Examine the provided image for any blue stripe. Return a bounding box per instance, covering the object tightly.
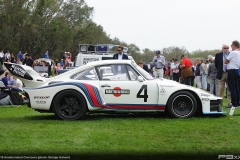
[26,82,102,108]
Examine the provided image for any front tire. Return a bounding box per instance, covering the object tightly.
[53,90,87,120]
[167,91,197,118]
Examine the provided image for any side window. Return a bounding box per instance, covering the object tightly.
[70,70,85,79]
[96,64,130,81]
[126,65,138,80]
[70,68,97,80]
[79,68,97,80]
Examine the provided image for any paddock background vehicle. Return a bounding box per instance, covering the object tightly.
[4,60,225,120]
[33,58,53,77]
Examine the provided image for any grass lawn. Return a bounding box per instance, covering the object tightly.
[0,98,240,160]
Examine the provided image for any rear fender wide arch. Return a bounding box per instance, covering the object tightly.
[50,89,88,112]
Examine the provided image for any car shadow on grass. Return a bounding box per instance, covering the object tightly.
[20,112,227,121]
[83,112,227,121]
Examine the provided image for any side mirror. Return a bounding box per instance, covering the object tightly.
[138,76,144,82]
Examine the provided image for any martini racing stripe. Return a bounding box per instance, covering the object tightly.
[26,82,166,110]
[105,104,165,110]
[27,82,103,108]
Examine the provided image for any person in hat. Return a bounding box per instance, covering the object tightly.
[152,50,165,78]
[23,54,34,68]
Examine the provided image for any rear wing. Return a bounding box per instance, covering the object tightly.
[4,63,39,80]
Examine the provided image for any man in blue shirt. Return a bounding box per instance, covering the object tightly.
[1,72,9,88]
[17,51,23,62]
[44,51,49,58]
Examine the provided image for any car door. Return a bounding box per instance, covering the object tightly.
[97,64,160,110]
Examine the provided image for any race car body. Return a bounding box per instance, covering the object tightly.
[4,60,225,120]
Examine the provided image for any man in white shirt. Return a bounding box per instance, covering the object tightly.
[224,40,240,110]
[172,59,180,82]
[4,50,11,62]
[0,50,4,65]
[8,76,23,92]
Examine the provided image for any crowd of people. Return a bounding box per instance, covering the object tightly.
[0,50,75,90]
[1,42,240,110]
[135,41,240,109]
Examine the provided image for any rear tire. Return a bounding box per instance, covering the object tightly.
[53,90,87,120]
[167,91,197,118]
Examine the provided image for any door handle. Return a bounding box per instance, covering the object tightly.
[101,84,111,87]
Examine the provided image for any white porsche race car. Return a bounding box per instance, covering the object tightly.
[4,60,225,120]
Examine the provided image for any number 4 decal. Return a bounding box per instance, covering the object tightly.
[137,85,148,102]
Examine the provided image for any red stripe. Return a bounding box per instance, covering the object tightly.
[84,84,101,107]
[106,105,165,110]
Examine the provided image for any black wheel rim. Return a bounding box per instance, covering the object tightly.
[171,95,194,117]
[57,94,82,118]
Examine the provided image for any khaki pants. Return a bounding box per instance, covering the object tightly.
[154,68,164,78]
[218,72,231,104]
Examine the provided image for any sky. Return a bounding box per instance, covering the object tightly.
[85,0,240,53]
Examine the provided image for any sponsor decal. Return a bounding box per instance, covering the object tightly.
[82,58,100,65]
[10,64,26,77]
[159,87,166,94]
[34,96,50,99]
[160,85,174,87]
[201,93,211,97]
[36,101,46,104]
[105,87,130,97]
[202,98,209,101]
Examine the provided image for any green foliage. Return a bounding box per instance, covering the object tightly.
[0,0,223,64]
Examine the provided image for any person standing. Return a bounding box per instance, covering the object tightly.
[215,44,232,108]
[10,53,15,63]
[62,51,67,60]
[4,50,11,62]
[152,50,165,78]
[180,55,193,85]
[172,59,179,82]
[200,60,208,91]
[17,51,23,62]
[22,51,28,64]
[191,62,196,87]
[225,40,240,110]
[169,58,175,80]
[113,46,128,73]
[0,50,4,65]
[195,58,202,88]
[113,46,128,60]
[23,54,34,68]
[44,51,49,59]
[207,55,219,96]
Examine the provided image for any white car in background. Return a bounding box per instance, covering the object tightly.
[4,60,225,120]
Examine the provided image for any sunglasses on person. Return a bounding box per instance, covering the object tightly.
[117,50,122,51]
[223,48,229,49]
